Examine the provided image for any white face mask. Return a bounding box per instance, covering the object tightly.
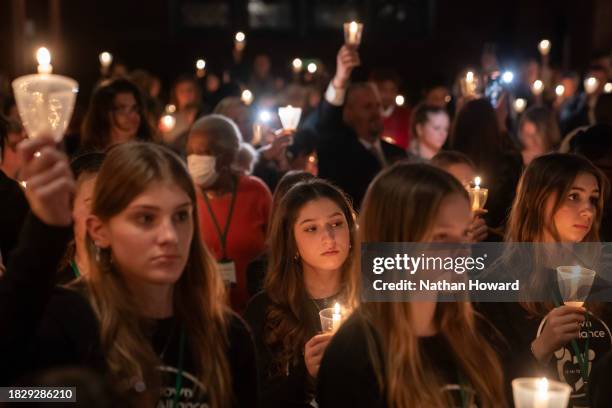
[187,154,218,187]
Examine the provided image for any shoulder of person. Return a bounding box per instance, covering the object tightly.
[381,139,408,157]
[239,175,272,196]
[45,284,97,324]
[326,311,378,361]
[243,291,271,326]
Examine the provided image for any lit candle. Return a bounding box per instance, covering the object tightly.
[196,59,206,78]
[36,47,53,74]
[584,76,599,94]
[241,89,254,106]
[538,39,551,56]
[307,62,318,74]
[468,176,488,212]
[99,51,113,68]
[555,84,565,97]
[278,105,302,131]
[462,71,478,97]
[513,98,527,113]
[556,265,596,308]
[395,95,405,106]
[159,114,176,132]
[531,79,544,96]
[292,58,303,74]
[604,82,612,94]
[534,378,549,408]
[344,21,363,47]
[165,104,176,114]
[235,31,246,52]
[332,302,342,332]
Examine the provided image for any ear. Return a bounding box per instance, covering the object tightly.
[86,214,111,248]
[415,123,424,138]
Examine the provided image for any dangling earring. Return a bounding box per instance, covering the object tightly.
[294,252,300,261]
[94,244,101,262]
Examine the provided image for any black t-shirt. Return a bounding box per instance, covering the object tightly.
[243,291,343,408]
[317,312,469,408]
[477,273,612,408]
[9,286,258,407]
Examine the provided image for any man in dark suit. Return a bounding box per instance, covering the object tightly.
[315,45,406,209]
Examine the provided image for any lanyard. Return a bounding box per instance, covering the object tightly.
[552,294,590,385]
[172,328,186,407]
[202,181,238,260]
[69,260,80,278]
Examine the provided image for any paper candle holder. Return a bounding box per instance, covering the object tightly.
[556,266,596,308]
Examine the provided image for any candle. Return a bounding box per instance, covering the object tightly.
[36,47,53,74]
[196,59,206,78]
[531,79,544,96]
[12,47,78,142]
[344,21,363,47]
[514,98,527,113]
[468,176,488,212]
[584,76,599,94]
[99,51,113,68]
[234,31,246,51]
[395,95,405,106]
[556,265,596,308]
[292,58,303,74]
[461,71,478,97]
[512,377,571,408]
[555,84,565,97]
[159,114,176,133]
[278,105,302,131]
[332,303,342,332]
[538,39,551,56]
[165,104,176,114]
[241,89,254,106]
[307,62,318,74]
[604,82,612,94]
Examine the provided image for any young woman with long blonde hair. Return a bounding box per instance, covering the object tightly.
[317,163,507,408]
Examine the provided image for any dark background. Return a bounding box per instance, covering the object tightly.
[1,0,611,105]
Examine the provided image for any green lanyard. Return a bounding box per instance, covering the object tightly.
[69,260,81,278]
[457,370,469,408]
[552,294,590,386]
[202,181,238,261]
[172,329,186,407]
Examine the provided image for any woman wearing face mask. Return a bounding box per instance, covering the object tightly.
[477,153,612,407]
[408,103,450,161]
[7,142,258,406]
[187,114,272,311]
[81,79,154,152]
[317,163,506,408]
[57,152,105,283]
[244,178,359,408]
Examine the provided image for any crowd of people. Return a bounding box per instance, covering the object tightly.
[1,38,612,407]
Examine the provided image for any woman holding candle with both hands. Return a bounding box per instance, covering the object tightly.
[477,153,612,407]
[244,178,359,408]
[317,163,507,408]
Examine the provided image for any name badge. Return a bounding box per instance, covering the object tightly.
[217,260,237,284]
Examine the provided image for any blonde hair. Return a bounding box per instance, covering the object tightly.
[359,162,506,408]
[85,142,231,405]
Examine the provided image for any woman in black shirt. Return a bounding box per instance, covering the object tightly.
[244,179,359,408]
[317,163,507,408]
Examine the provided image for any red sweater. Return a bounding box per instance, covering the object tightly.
[381,105,412,150]
[197,175,272,311]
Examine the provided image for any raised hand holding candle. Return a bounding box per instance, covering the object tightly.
[196,59,206,78]
[344,21,363,48]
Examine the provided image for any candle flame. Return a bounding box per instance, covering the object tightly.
[307,63,317,74]
[99,51,113,67]
[514,98,526,113]
[474,176,481,188]
[235,32,246,42]
[585,77,599,94]
[349,21,358,34]
[604,82,612,94]
[536,377,549,394]
[36,47,51,66]
[196,59,206,70]
[466,71,474,82]
[555,84,565,97]
[334,303,341,314]
[395,95,405,106]
[292,58,303,70]
[538,39,551,55]
[241,89,253,105]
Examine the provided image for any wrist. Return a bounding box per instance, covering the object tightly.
[332,76,347,90]
[531,338,551,364]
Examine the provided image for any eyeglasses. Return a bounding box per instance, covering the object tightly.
[112,104,140,115]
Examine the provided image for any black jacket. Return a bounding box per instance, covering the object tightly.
[315,100,406,209]
[0,169,29,263]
